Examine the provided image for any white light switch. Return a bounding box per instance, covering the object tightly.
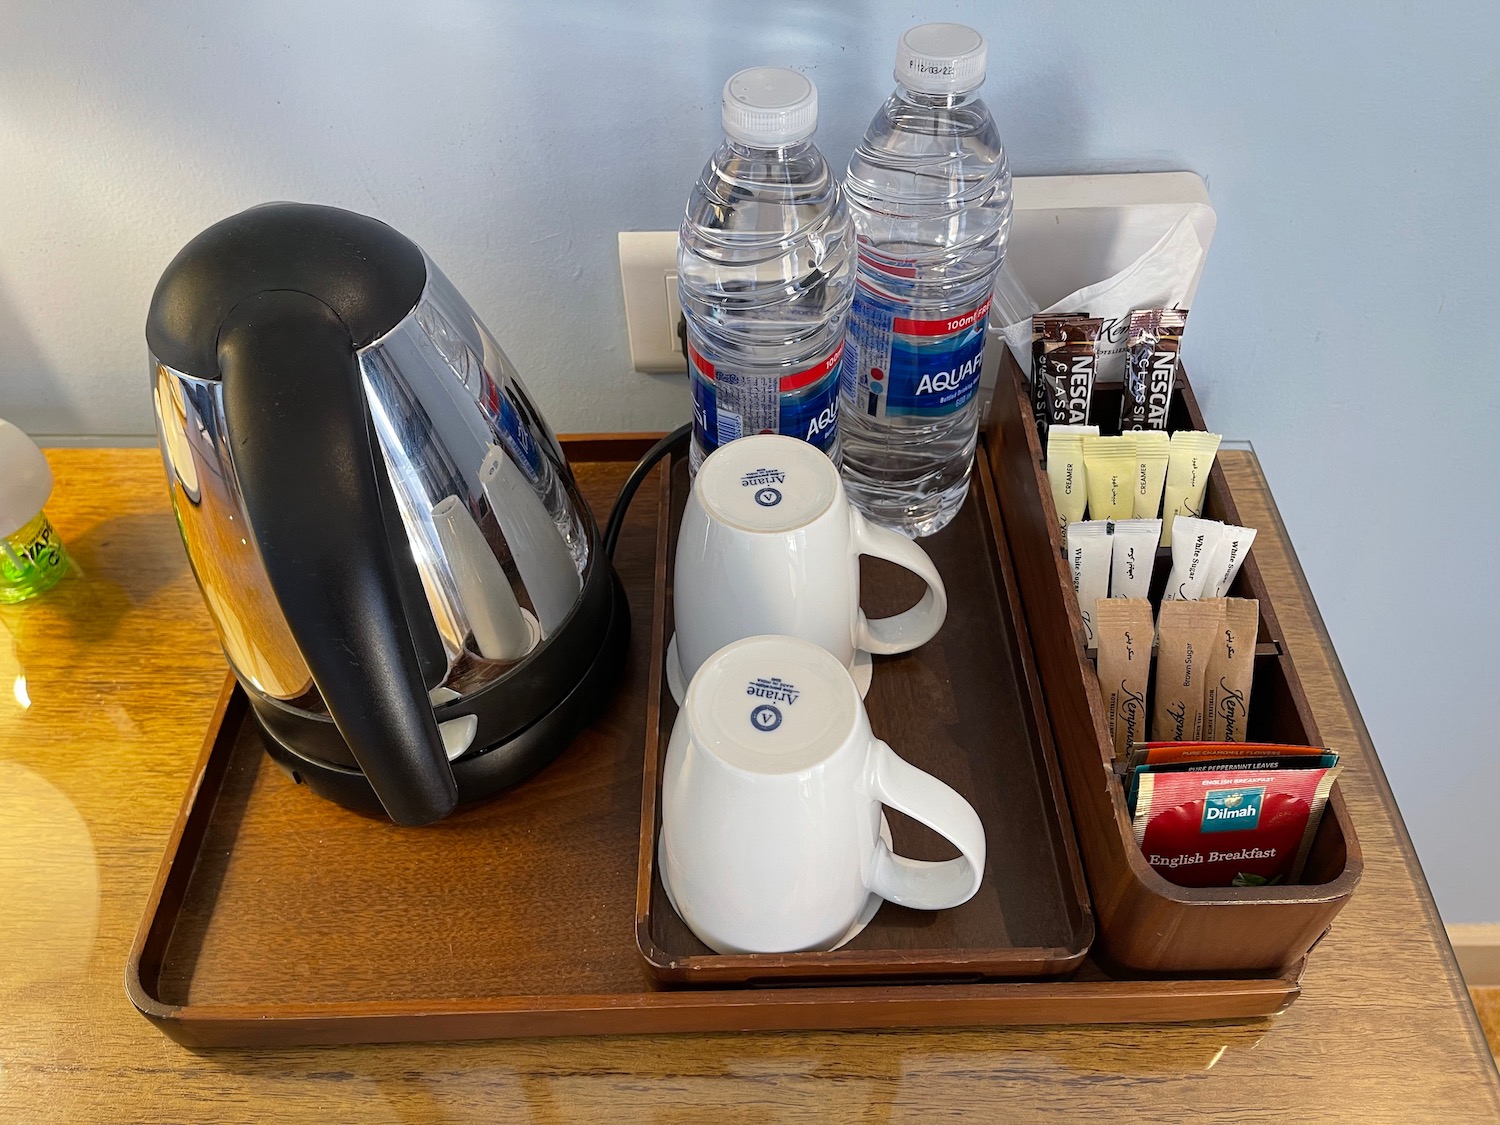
[618,231,686,373]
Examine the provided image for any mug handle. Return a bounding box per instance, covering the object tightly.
[866,740,986,911]
[850,510,949,654]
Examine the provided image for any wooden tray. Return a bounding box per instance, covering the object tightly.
[986,355,1363,975]
[635,453,1093,985]
[126,438,1311,1048]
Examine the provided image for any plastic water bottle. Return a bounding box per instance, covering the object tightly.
[679,67,854,473]
[838,24,1014,537]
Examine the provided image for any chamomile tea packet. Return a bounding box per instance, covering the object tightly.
[1160,430,1221,546]
[1108,518,1162,600]
[1082,434,1137,521]
[1067,521,1113,647]
[1204,597,1259,741]
[1152,599,1223,741]
[1162,516,1225,601]
[1095,597,1154,759]
[1205,523,1257,598]
[1046,424,1099,534]
[1133,430,1170,521]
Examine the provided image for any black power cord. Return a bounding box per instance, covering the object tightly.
[602,423,691,559]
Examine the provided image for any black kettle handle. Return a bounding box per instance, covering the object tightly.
[220,289,458,826]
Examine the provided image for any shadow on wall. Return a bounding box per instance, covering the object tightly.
[0,272,78,435]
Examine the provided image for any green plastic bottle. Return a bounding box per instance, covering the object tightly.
[0,419,70,602]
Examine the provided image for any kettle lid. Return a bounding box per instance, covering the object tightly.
[146,202,427,378]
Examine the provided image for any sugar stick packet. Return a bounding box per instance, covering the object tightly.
[1152,599,1222,741]
[1108,518,1161,600]
[1095,597,1154,759]
[1162,516,1225,601]
[1204,598,1259,741]
[1067,521,1112,647]
[1160,430,1221,547]
[1204,523,1257,598]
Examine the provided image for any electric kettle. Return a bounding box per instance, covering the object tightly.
[148,203,627,825]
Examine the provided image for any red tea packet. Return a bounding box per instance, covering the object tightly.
[1127,742,1329,770]
[1131,765,1341,887]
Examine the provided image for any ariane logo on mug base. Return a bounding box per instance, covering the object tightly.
[750,704,783,732]
[741,467,787,507]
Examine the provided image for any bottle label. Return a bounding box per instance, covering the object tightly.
[840,282,990,421]
[690,340,843,459]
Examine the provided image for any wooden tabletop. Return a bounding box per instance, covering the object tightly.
[1,447,1496,1123]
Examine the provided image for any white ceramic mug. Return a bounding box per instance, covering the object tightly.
[669,434,947,701]
[659,634,986,955]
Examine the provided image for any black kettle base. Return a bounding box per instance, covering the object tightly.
[257,570,630,820]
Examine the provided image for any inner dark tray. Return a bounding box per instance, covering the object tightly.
[636,451,1095,986]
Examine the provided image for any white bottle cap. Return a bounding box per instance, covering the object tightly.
[721,67,818,147]
[894,23,987,94]
[0,418,52,539]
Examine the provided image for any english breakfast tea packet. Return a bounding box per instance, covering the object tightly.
[1152,599,1222,741]
[1160,430,1221,546]
[1205,598,1259,741]
[1131,764,1342,887]
[1068,521,1113,647]
[1046,424,1098,534]
[1095,597,1154,758]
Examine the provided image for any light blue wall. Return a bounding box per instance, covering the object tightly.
[2,1,1496,918]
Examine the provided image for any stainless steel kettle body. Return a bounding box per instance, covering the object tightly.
[149,203,627,825]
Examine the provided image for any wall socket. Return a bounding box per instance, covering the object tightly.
[617,231,686,373]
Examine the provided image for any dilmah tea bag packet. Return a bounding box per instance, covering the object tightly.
[1082,434,1137,521]
[1204,597,1259,741]
[1131,764,1342,887]
[1152,599,1223,741]
[1067,521,1113,647]
[1046,424,1099,534]
[1125,744,1340,813]
[1160,430,1221,546]
[1108,518,1162,600]
[1095,597,1154,759]
[1127,741,1337,771]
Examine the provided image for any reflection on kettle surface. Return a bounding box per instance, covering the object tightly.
[147,203,628,825]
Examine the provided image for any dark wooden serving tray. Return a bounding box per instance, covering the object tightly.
[636,453,1094,985]
[987,356,1363,975]
[126,438,1311,1048]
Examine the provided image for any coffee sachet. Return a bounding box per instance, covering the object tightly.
[1034,316,1103,432]
[1152,599,1223,741]
[1031,315,1088,437]
[1120,308,1162,431]
[1205,597,1259,741]
[1121,307,1187,431]
[1132,764,1341,887]
[1095,597,1154,759]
